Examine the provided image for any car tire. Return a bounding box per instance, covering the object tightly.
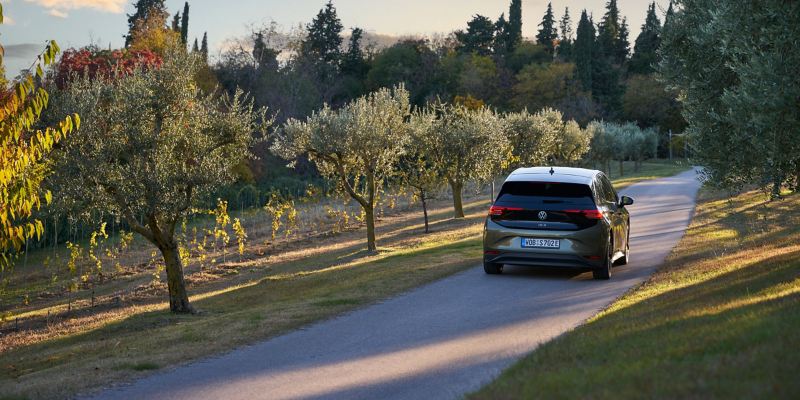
[617,232,630,266]
[484,262,503,275]
[593,239,613,280]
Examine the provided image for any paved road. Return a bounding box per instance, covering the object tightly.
[89,169,702,400]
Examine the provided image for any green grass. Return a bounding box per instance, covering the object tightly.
[470,189,800,399]
[604,159,692,190]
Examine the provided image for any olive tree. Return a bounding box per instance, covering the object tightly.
[528,107,593,167]
[398,109,440,233]
[47,51,266,313]
[428,105,508,218]
[272,86,411,251]
[660,0,800,195]
[587,121,615,174]
[504,109,559,169]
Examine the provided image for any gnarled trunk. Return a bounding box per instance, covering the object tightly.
[160,241,193,313]
[449,179,465,218]
[364,206,377,251]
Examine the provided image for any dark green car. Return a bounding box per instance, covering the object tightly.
[483,167,634,280]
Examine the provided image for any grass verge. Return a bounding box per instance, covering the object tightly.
[604,159,691,190]
[470,189,800,399]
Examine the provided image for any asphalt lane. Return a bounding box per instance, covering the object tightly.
[88,168,703,400]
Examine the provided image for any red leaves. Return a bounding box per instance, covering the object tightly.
[56,48,163,89]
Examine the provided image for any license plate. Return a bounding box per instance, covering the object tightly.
[522,238,560,249]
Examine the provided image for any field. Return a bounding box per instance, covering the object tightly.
[471,188,800,399]
[0,160,688,399]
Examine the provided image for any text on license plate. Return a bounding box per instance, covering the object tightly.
[522,238,560,249]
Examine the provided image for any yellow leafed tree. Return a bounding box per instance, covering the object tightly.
[0,3,77,266]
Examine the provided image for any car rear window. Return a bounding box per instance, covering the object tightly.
[496,181,594,204]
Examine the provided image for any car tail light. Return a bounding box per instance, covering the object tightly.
[484,250,500,255]
[565,209,604,219]
[488,205,523,216]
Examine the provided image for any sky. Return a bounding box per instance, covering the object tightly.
[1,0,671,76]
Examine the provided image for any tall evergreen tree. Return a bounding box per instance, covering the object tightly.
[663,0,675,30]
[192,38,199,53]
[125,0,167,46]
[616,16,630,63]
[574,10,595,91]
[341,27,368,77]
[558,7,574,60]
[629,2,661,74]
[493,14,510,55]
[455,15,496,56]
[180,2,190,45]
[507,0,523,51]
[300,1,344,70]
[536,2,558,53]
[171,11,180,32]
[200,32,208,61]
[597,0,620,59]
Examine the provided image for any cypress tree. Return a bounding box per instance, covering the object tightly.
[536,2,558,53]
[663,0,675,30]
[181,2,190,45]
[341,27,368,77]
[574,10,595,91]
[616,16,630,63]
[597,0,620,59]
[192,38,199,53]
[200,32,208,61]
[629,2,662,74]
[507,0,523,51]
[558,7,573,60]
[171,11,180,32]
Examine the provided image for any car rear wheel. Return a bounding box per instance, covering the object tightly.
[592,239,613,280]
[617,231,630,266]
[484,262,503,275]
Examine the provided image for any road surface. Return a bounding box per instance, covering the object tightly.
[88,168,702,400]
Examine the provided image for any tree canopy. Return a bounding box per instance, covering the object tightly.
[46,50,267,312]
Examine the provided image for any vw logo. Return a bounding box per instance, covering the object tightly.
[538,211,548,220]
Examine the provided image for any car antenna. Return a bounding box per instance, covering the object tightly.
[549,167,555,175]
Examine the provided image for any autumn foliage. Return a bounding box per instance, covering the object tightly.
[56,48,162,88]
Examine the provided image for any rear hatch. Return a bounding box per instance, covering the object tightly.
[490,181,599,231]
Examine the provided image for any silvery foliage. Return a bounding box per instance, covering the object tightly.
[427,104,509,187]
[47,50,267,237]
[272,85,412,208]
[660,0,799,191]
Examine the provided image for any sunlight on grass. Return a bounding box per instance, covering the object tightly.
[471,189,800,399]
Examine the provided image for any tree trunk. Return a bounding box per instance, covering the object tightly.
[772,174,782,200]
[450,179,465,218]
[161,243,194,313]
[421,192,430,234]
[618,159,624,177]
[364,206,377,251]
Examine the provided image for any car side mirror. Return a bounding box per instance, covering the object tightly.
[620,196,634,207]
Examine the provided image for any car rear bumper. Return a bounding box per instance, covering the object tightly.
[483,217,609,269]
[484,251,601,269]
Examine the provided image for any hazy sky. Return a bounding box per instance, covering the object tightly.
[2,0,670,76]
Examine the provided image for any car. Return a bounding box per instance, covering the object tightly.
[482,166,634,280]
